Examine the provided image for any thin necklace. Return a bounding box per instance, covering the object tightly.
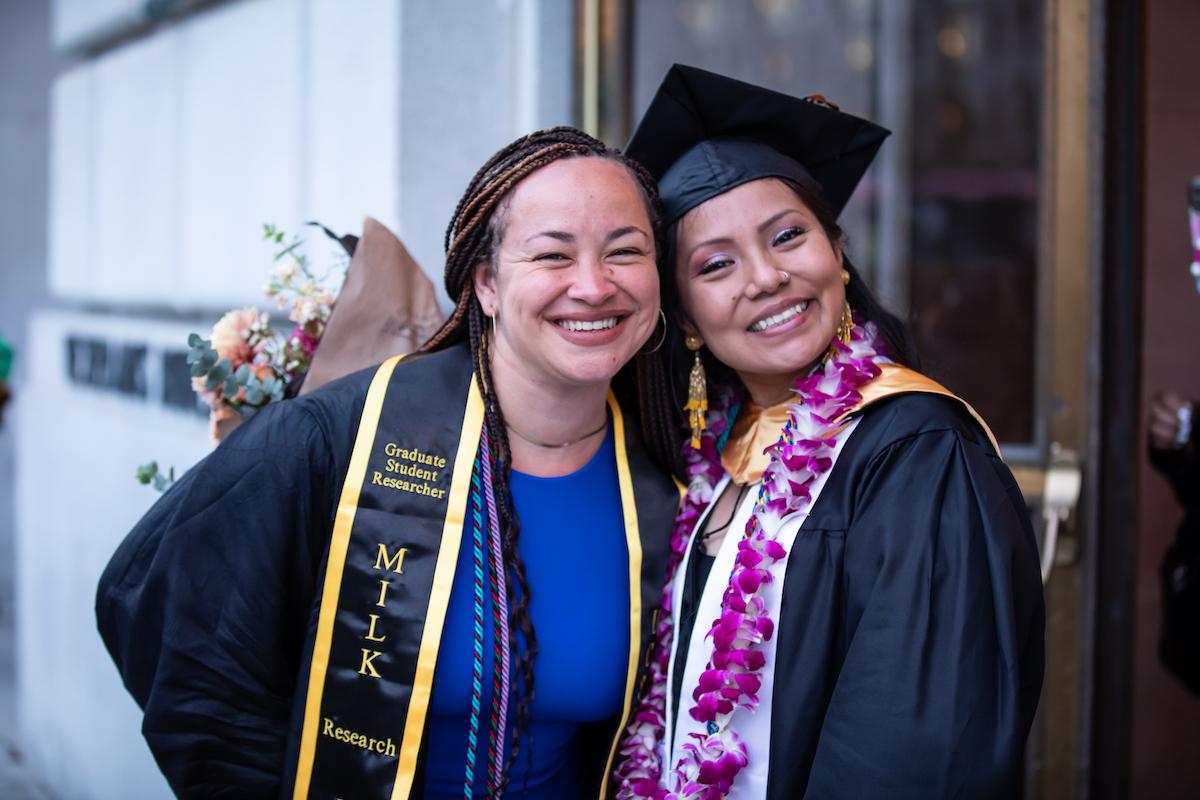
[699,483,751,545]
[505,417,607,449]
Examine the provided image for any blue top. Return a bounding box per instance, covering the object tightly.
[422,428,630,799]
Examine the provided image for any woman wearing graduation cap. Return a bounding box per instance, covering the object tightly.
[97,128,681,799]
[612,65,1044,799]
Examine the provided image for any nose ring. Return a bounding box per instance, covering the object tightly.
[778,270,790,283]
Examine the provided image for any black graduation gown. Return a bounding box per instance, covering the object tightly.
[671,393,1045,799]
[1149,416,1200,693]
[96,344,679,800]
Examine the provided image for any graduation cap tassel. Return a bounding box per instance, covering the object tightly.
[685,335,708,449]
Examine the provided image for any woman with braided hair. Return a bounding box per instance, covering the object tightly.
[610,66,1043,799]
[96,127,680,799]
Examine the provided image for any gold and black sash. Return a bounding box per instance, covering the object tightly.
[290,351,481,800]
[286,348,678,800]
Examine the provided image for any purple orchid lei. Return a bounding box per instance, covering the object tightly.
[612,321,886,800]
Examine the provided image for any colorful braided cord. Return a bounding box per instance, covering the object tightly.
[463,453,488,799]
[480,424,511,792]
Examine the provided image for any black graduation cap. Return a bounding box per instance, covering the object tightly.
[626,64,891,225]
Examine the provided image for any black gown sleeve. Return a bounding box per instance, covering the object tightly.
[802,428,1044,800]
[96,399,340,799]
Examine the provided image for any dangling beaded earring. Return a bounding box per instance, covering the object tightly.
[824,269,854,364]
[684,334,707,449]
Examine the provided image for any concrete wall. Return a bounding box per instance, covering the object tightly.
[15,313,205,800]
[11,1,575,796]
[0,0,59,738]
[48,0,402,307]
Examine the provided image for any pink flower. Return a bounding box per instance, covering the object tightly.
[210,307,262,366]
[289,325,321,357]
[733,671,761,695]
[734,567,763,594]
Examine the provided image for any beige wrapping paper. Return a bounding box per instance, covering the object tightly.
[299,216,446,395]
[211,218,445,442]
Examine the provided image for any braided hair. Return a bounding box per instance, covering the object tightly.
[636,177,920,478]
[418,126,663,780]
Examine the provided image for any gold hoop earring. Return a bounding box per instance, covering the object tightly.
[641,310,668,355]
[684,334,707,449]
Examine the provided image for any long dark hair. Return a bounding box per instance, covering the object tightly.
[418,126,663,773]
[637,177,918,477]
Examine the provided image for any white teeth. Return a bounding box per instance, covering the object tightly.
[749,301,809,332]
[557,317,619,332]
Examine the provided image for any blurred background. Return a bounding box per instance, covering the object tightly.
[0,0,1197,797]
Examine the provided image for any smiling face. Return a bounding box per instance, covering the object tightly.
[473,156,660,393]
[674,177,845,406]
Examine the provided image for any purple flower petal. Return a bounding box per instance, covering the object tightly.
[736,568,764,593]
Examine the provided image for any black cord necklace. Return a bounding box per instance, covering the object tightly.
[699,483,751,547]
[689,483,751,608]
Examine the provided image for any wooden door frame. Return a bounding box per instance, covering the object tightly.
[1025,4,1095,795]
[1035,0,1145,797]
[1087,0,1143,797]
[574,0,632,145]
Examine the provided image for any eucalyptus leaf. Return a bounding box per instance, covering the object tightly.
[191,354,216,377]
[187,336,218,377]
[206,360,230,390]
[136,461,175,492]
[135,461,158,485]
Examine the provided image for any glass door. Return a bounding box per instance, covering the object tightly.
[583,0,1103,794]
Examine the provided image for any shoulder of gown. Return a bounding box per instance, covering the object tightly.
[768,390,1045,800]
[852,388,999,453]
[96,360,381,632]
[92,356,432,797]
[806,390,1013,530]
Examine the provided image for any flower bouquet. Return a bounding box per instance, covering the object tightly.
[187,224,342,441]
[137,217,445,492]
